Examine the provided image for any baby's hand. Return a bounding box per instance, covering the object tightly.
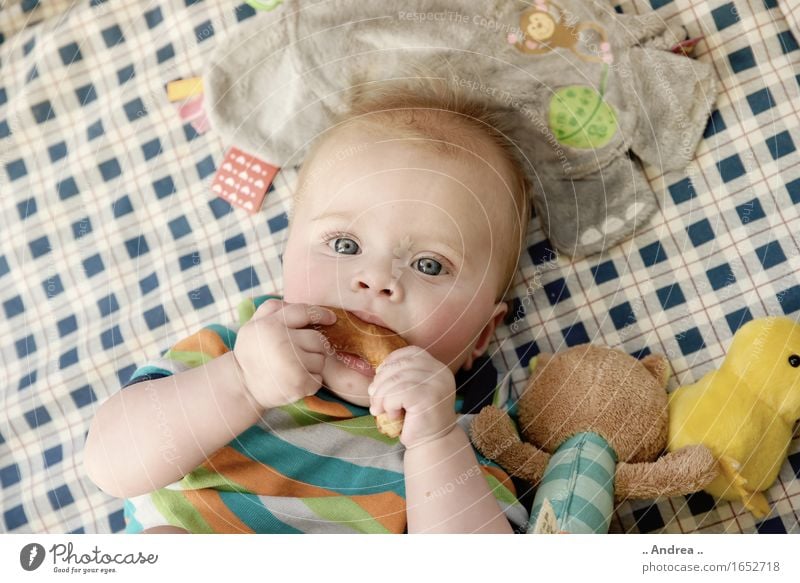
[233,300,336,411]
[368,346,457,449]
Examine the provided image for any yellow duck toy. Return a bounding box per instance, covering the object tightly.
[668,317,800,518]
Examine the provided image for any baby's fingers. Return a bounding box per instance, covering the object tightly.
[273,302,337,329]
[289,329,335,357]
[287,303,337,329]
[369,376,419,417]
[251,298,286,320]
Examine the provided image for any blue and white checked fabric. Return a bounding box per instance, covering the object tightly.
[1,0,799,534]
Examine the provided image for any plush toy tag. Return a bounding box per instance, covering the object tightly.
[167,77,204,102]
[177,95,211,134]
[670,36,703,56]
[211,147,279,214]
[529,498,560,534]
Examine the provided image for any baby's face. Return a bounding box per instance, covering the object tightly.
[282,127,511,406]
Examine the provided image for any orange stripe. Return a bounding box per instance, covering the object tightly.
[481,465,517,497]
[350,491,407,533]
[183,489,254,534]
[203,446,337,498]
[172,328,230,358]
[303,395,354,419]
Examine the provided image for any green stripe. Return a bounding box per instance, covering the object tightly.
[330,417,400,444]
[491,382,504,407]
[484,472,518,507]
[238,298,256,326]
[279,399,340,427]
[315,388,370,417]
[179,465,252,493]
[238,294,284,325]
[279,399,398,444]
[219,491,302,534]
[303,497,391,534]
[230,425,405,497]
[151,489,215,534]
[163,349,212,367]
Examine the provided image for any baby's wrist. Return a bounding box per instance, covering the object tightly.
[227,350,266,413]
[403,421,460,451]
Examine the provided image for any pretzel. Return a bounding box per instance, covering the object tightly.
[312,307,408,438]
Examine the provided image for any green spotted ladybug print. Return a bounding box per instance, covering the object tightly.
[549,85,618,149]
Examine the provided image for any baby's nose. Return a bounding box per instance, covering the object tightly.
[353,277,395,297]
[357,281,393,296]
[351,267,401,299]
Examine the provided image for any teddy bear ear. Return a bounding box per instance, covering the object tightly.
[640,354,671,388]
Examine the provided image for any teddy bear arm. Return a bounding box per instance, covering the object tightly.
[614,445,718,500]
[469,406,550,484]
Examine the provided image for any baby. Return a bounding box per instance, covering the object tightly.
[84,78,531,534]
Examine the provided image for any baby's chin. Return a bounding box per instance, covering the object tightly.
[319,353,373,407]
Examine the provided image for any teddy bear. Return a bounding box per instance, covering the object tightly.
[204,0,717,258]
[470,344,718,533]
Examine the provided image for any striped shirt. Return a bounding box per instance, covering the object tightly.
[122,294,528,533]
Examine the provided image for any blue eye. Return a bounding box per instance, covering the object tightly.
[331,237,359,255]
[415,257,443,276]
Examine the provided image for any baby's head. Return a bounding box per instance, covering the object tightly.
[282,79,529,406]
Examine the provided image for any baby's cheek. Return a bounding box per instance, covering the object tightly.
[408,303,477,365]
[282,250,338,304]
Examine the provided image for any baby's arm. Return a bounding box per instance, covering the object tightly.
[368,346,514,533]
[404,426,514,534]
[84,300,334,500]
[84,350,262,498]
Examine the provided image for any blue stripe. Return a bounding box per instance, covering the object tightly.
[218,491,302,534]
[229,426,405,497]
[530,431,616,533]
[534,493,610,533]
[204,324,237,350]
[124,366,173,387]
[541,452,614,489]
[123,499,143,533]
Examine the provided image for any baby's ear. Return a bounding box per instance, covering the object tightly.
[463,302,509,371]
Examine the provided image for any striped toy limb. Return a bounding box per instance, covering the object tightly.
[527,432,617,534]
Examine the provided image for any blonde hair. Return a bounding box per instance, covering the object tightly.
[293,75,530,304]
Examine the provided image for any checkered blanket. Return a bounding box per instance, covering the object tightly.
[1,0,798,534]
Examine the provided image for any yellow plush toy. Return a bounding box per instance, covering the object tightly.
[668,317,800,518]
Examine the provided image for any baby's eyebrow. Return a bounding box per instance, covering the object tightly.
[311,211,351,222]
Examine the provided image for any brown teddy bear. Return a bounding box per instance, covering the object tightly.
[470,344,718,533]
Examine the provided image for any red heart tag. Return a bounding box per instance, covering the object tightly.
[211,147,279,214]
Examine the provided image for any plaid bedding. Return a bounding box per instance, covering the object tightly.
[1,0,798,533]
